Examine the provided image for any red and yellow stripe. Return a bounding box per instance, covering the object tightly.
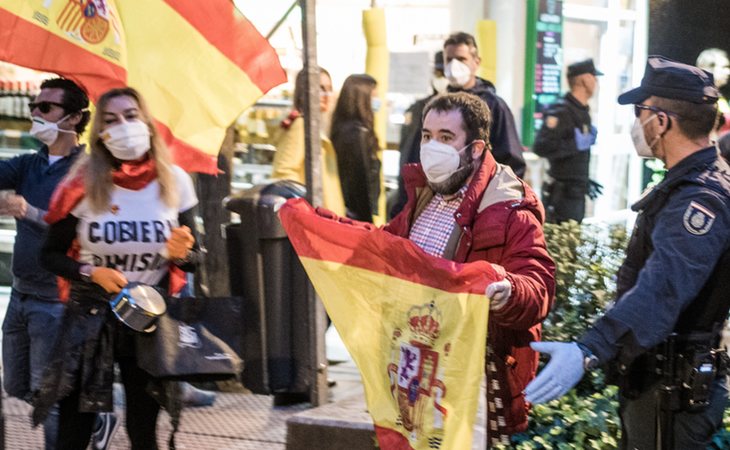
[117,0,286,173]
[0,4,126,101]
[279,199,489,450]
[1,0,284,174]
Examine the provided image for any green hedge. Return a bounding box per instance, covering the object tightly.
[501,220,730,449]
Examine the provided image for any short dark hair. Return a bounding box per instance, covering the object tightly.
[40,78,90,134]
[444,32,478,52]
[423,92,491,145]
[651,97,718,139]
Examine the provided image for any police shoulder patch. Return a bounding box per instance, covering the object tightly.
[545,115,559,129]
[683,201,716,236]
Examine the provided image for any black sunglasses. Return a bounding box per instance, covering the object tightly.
[634,104,680,118]
[28,101,66,114]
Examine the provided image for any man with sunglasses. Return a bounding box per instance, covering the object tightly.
[533,59,603,224]
[0,77,89,449]
[526,56,730,449]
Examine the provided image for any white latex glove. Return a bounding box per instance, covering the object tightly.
[524,341,585,404]
[486,279,511,310]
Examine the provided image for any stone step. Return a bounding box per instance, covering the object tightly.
[286,383,488,450]
[286,394,376,450]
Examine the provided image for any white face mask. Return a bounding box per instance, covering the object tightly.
[420,139,471,183]
[444,59,472,88]
[29,115,74,146]
[101,120,151,161]
[630,115,659,158]
[431,76,450,94]
[371,97,382,113]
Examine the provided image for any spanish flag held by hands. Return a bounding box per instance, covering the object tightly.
[0,0,285,174]
[279,199,492,450]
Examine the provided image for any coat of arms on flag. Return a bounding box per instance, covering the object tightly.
[388,302,448,445]
[56,0,112,44]
[279,199,492,450]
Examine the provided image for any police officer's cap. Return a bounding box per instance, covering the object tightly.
[618,55,719,105]
[567,59,603,78]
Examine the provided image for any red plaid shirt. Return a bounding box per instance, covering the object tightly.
[408,186,468,257]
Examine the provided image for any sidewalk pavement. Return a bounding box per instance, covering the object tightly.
[0,286,367,449]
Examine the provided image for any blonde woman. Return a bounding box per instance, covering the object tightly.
[34,87,200,450]
[271,68,345,215]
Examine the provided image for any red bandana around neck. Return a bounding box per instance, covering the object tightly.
[112,157,157,190]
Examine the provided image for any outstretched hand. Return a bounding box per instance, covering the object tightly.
[524,341,585,404]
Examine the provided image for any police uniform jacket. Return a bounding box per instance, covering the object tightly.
[533,93,594,183]
[580,147,730,368]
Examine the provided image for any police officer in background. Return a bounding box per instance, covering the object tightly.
[525,56,730,449]
[533,59,603,223]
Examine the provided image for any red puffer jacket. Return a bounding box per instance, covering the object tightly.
[384,152,555,437]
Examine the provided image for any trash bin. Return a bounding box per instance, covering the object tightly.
[224,180,312,401]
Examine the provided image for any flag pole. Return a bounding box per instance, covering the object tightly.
[266,1,299,40]
[300,0,329,406]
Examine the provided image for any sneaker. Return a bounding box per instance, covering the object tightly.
[181,382,216,407]
[91,412,120,450]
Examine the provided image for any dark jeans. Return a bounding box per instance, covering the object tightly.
[2,289,64,449]
[542,180,586,224]
[56,356,160,450]
[619,376,728,449]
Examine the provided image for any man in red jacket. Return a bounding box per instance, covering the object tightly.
[384,92,555,447]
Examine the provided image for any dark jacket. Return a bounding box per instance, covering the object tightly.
[580,148,730,369]
[385,153,555,435]
[332,120,381,222]
[533,93,594,183]
[0,145,82,298]
[449,77,526,178]
[390,94,436,218]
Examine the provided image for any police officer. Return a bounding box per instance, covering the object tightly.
[525,56,730,449]
[533,59,603,223]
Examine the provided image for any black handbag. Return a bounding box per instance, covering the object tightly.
[136,295,244,381]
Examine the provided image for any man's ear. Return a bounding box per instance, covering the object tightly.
[67,111,82,127]
[471,140,487,160]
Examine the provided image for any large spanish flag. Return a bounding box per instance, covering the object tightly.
[279,199,491,450]
[0,0,285,174]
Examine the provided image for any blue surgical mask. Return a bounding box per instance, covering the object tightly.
[371,97,382,113]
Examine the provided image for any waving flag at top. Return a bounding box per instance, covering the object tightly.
[279,199,492,450]
[0,0,285,174]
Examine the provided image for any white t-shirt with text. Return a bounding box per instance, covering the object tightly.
[72,165,198,286]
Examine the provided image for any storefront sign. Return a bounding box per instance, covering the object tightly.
[523,0,563,146]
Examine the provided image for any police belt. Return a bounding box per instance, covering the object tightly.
[614,331,729,410]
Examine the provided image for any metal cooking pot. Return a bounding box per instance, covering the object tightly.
[110,282,167,333]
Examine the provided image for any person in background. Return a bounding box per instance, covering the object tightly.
[696,48,730,136]
[331,74,381,223]
[271,67,345,215]
[0,77,89,450]
[33,87,201,450]
[533,59,603,223]
[442,32,526,178]
[389,51,448,218]
[526,56,730,450]
[385,92,555,447]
